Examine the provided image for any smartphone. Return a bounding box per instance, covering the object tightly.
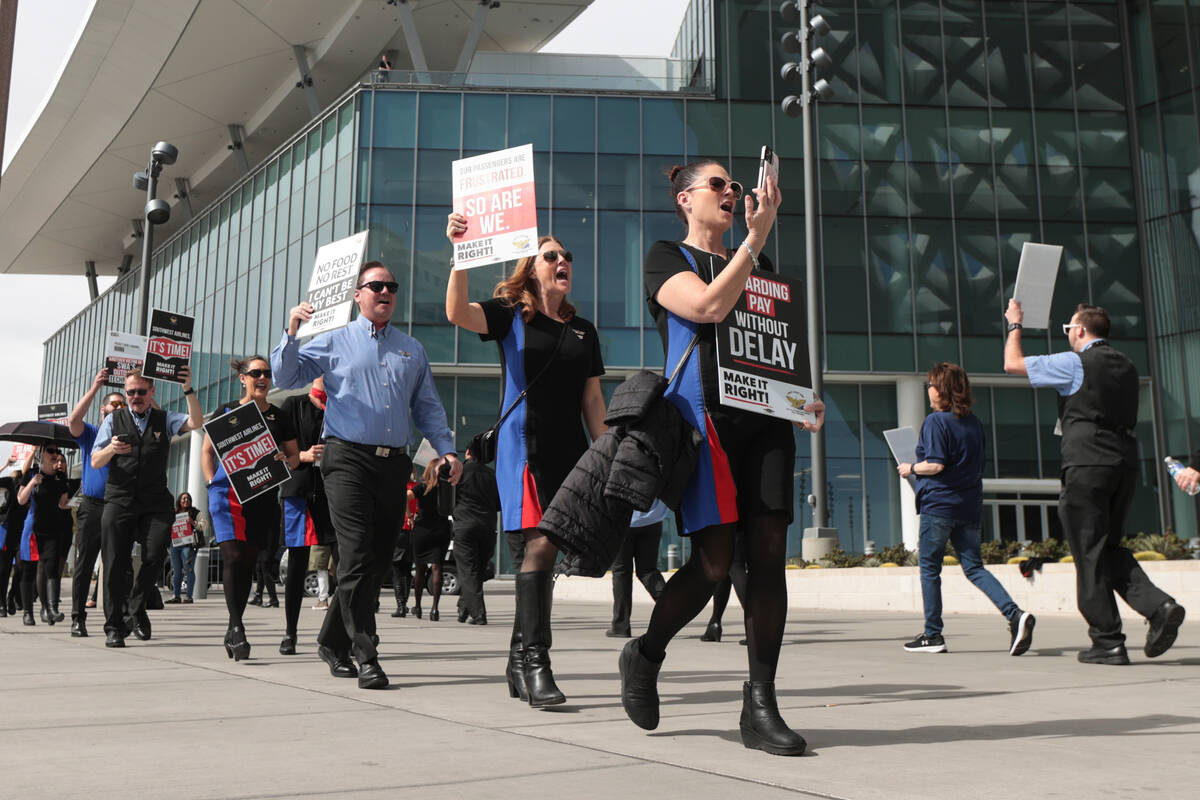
[757,145,780,190]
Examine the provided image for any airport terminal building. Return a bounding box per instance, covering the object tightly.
[8,0,1200,567]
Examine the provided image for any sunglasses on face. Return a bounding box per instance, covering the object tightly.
[44,448,60,455]
[358,280,399,294]
[1062,323,1082,335]
[688,175,743,200]
[107,399,126,408]
[242,369,272,379]
[541,250,573,265]
[126,388,149,397]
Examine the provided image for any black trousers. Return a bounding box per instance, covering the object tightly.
[72,496,104,623]
[391,532,412,608]
[1059,466,1171,648]
[454,523,495,619]
[100,503,172,635]
[611,523,665,630]
[318,441,409,665]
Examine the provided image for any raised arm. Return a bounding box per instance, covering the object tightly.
[271,303,331,389]
[445,212,490,335]
[68,369,109,437]
[177,366,205,434]
[1003,299,1028,376]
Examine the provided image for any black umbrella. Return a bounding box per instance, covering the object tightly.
[0,421,79,449]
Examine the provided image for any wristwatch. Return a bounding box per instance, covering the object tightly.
[183,387,195,395]
[1006,322,1022,333]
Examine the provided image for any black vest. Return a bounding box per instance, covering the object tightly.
[104,407,173,512]
[1057,342,1139,469]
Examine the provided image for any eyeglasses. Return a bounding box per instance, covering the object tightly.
[242,369,272,379]
[43,448,60,455]
[541,250,573,265]
[686,175,744,200]
[358,280,399,294]
[126,388,149,397]
[1062,323,1083,335]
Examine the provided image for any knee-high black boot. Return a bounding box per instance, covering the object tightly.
[506,613,527,700]
[518,571,564,707]
[44,579,60,626]
[21,580,35,625]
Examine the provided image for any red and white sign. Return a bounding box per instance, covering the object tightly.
[142,308,194,384]
[451,143,539,270]
[171,513,195,547]
[147,337,191,360]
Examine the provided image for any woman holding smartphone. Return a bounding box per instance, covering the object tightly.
[445,218,607,708]
[203,356,299,660]
[16,447,71,626]
[620,160,824,756]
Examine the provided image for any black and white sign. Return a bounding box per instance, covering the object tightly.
[143,309,194,384]
[295,231,369,338]
[105,331,147,387]
[203,403,291,504]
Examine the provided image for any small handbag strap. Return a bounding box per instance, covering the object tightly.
[664,244,705,390]
[492,313,569,430]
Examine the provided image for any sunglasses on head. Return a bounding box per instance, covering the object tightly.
[242,368,272,379]
[688,175,743,200]
[358,280,399,294]
[126,388,149,397]
[541,250,573,265]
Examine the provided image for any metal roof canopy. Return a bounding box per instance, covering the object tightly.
[0,0,593,277]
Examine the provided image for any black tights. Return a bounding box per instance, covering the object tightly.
[642,512,789,683]
[413,561,443,612]
[707,546,748,627]
[284,546,310,638]
[220,540,260,629]
[0,556,12,605]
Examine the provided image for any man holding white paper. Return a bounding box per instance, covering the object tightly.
[1004,299,1185,664]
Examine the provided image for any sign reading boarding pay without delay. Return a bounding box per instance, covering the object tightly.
[714,270,814,422]
[451,144,538,270]
[295,231,368,338]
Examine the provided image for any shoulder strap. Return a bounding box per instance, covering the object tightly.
[664,245,702,390]
[493,318,570,430]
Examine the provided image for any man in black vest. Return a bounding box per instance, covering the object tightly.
[91,369,204,647]
[1005,300,1184,664]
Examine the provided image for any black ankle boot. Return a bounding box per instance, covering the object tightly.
[21,583,35,625]
[619,636,662,729]
[518,571,565,707]
[739,681,806,756]
[506,616,528,701]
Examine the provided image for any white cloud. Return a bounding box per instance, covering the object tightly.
[541,0,694,57]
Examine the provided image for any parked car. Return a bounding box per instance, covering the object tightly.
[278,541,466,597]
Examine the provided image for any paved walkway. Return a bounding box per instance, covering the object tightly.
[2,586,1198,799]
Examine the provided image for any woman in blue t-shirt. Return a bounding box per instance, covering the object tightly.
[898,362,1035,656]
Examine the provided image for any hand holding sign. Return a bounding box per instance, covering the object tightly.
[288,302,314,337]
[451,143,539,270]
[143,309,194,384]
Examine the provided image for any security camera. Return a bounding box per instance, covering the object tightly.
[146,198,171,225]
[152,142,178,165]
[133,171,149,191]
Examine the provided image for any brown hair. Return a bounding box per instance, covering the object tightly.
[1073,303,1110,339]
[358,260,390,282]
[124,371,152,389]
[492,235,576,322]
[230,355,269,374]
[667,159,723,225]
[421,460,439,492]
[927,362,974,418]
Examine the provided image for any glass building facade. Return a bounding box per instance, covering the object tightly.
[40,0,1200,569]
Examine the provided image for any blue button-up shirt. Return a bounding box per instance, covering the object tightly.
[94,408,189,450]
[1025,339,1105,397]
[271,315,455,455]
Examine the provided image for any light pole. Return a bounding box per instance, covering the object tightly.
[780,1,834,535]
[134,142,178,336]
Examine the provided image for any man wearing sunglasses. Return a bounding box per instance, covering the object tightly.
[1004,299,1184,664]
[90,369,204,647]
[273,260,460,689]
[63,368,126,637]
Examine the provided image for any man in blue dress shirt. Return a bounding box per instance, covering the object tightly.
[272,260,461,690]
[1004,299,1183,664]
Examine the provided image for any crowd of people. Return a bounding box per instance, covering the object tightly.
[0,157,1190,758]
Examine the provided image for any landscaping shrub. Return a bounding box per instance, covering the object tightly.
[981,539,1022,564]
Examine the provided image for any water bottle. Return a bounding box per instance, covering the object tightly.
[1164,457,1199,496]
[437,461,455,516]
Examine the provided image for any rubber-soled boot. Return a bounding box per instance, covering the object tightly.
[739,681,806,756]
[519,570,565,707]
[46,580,62,625]
[619,636,662,730]
[644,572,666,602]
[21,583,36,625]
[506,615,528,700]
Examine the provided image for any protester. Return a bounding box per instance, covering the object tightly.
[16,446,71,625]
[1,453,33,616]
[618,160,825,757]
[409,460,451,621]
[607,522,666,638]
[273,260,460,690]
[897,362,1035,656]
[92,369,204,647]
[278,377,336,655]
[452,445,500,625]
[203,356,299,661]
[167,492,203,604]
[66,369,126,636]
[445,219,607,707]
[390,477,417,618]
[1005,300,1185,663]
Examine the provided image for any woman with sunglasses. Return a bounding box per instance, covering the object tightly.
[16,446,71,626]
[618,161,824,757]
[445,220,607,707]
[202,356,299,660]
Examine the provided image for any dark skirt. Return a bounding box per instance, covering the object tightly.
[411,524,450,565]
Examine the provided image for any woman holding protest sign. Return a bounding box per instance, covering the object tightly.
[445,218,607,708]
[617,161,824,757]
[166,492,203,604]
[202,356,299,660]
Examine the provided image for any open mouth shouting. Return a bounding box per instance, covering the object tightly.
[719,197,735,216]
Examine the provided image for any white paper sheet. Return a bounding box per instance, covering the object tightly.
[1012,242,1064,330]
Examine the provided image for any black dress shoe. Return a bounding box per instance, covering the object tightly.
[22,610,35,626]
[165,596,181,604]
[458,608,469,623]
[0,605,6,618]
[318,644,358,678]
[469,614,487,625]
[1145,601,1186,658]
[412,606,422,619]
[391,605,407,618]
[71,620,88,637]
[131,622,151,641]
[700,621,722,642]
[105,630,125,648]
[1077,644,1130,665]
[265,598,280,608]
[606,625,632,638]
[429,609,440,622]
[357,659,389,689]
[248,595,263,607]
[279,634,296,655]
[182,597,193,604]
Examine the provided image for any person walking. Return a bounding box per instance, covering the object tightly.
[16,447,71,625]
[606,521,666,638]
[452,445,499,625]
[1005,300,1185,664]
[166,492,203,604]
[389,477,417,618]
[409,460,452,621]
[1,452,34,617]
[273,260,460,690]
[445,219,607,707]
[897,362,1035,656]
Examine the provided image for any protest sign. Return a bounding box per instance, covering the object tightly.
[714,270,814,422]
[105,331,147,387]
[295,231,369,338]
[8,443,35,463]
[1012,242,1063,330]
[37,403,68,424]
[451,143,538,270]
[143,309,194,384]
[171,513,195,547]
[203,403,291,504]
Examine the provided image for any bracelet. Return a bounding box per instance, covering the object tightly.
[741,240,759,270]
[183,387,195,395]
[1006,322,1022,334]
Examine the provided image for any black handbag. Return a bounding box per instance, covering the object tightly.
[470,320,568,465]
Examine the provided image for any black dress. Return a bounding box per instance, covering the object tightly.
[410,482,450,564]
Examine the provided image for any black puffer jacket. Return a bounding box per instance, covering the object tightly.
[539,371,702,577]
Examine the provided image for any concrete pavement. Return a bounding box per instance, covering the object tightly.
[2,586,1198,799]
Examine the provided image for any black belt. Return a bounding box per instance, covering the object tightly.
[325,437,408,459]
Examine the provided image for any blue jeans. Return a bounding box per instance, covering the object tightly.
[168,545,195,599]
[918,513,1018,636]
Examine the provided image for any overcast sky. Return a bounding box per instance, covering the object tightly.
[0,0,692,463]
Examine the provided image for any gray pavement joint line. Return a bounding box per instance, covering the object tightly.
[9,707,369,734]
